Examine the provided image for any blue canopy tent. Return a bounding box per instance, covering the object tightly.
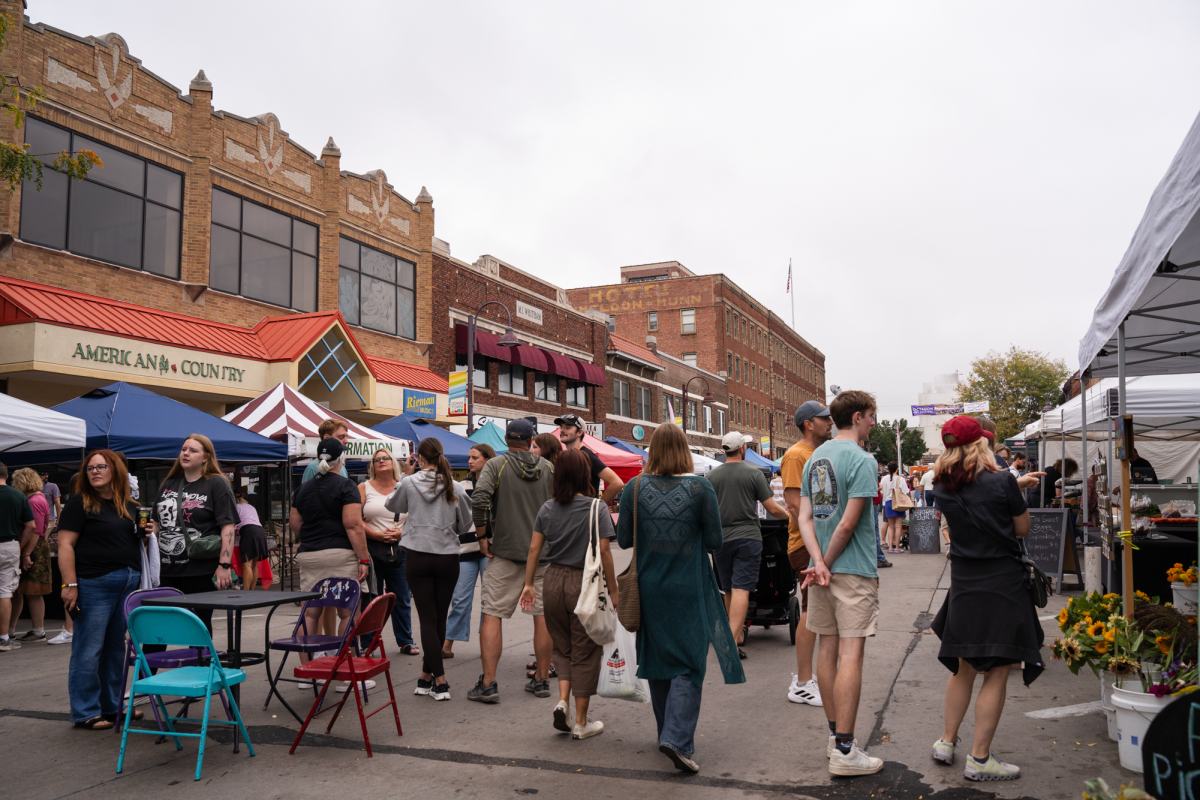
[1,382,287,465]
[371,414,474,469]
[745,449,781,473]
[604,436,648,463]
[468,421,509,455]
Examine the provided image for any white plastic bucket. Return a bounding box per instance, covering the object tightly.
[1111,685,1172,772]
[1100,675,1117,741]
[1171,582,1198,616]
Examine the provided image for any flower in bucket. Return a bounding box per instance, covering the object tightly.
[1167,562,1198,586]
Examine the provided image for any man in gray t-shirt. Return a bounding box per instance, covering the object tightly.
[706,432,789,652]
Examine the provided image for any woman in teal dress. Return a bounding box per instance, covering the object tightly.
[617,423,744,775]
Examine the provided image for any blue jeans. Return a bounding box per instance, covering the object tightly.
[445,557,486,642]
[874,507,887,563]
[68,566,140,723]
[649,676,703,757]
[375,551,413,648]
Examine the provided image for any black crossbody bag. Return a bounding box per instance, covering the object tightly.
[944,490,1053,609]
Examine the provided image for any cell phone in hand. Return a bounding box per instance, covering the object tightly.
[67,603,82,620]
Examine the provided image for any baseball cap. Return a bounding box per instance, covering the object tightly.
[941,415,989,448]
[506,418,535,441]
[554,414,584,429]
[794,400,831,429]
[721,431,754,453]
[317,437,344,462]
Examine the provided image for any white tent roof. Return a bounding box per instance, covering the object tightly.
[691,452,722,475]
[1079,108,1200,377]
[222,383,396,457]
[1025,373,1200,442]
[0,394,87,453]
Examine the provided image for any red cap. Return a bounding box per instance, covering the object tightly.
[941,415,990,448]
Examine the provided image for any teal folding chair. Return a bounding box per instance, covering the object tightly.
[118,606,255,781]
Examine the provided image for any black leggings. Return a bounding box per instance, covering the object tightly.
[404,550,459,679]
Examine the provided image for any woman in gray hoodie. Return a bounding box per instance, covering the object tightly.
[386,438,473,700]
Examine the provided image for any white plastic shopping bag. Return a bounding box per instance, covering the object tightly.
[574,499,617,645]
[597,621,650,703]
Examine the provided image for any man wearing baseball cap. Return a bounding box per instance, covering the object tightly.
[555,414,624,503]
[706,431,789,659]
[781,400,834,706]
[469,418,555,703]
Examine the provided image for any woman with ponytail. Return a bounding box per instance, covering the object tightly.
[385,438,473,700]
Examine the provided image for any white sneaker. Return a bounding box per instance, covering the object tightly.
[335,679,377,693]
[828,742,884,776]
[827,733,856,758]
[788,677,823,706]
[964,752,1020,781]
[297,679,327,690]
[47,630,72,645]
[932,738,957,765]
[572,719,604,739]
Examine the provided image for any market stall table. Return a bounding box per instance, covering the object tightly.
[143,590,319,749]
[1104,533,1196,601]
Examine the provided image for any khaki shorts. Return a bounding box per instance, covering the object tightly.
[481,556,546,618]
[806,573,879,638]
[295,548,364,593]
[0,541,18,599]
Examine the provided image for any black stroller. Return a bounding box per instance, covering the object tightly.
[742,518,802,644]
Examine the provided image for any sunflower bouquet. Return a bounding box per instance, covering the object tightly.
[1051,591,1155,677]
[1167,562,1198,586]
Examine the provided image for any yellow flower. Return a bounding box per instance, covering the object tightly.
[1104,627,1116,643]
[1087,621,1105,638]
[1061,638,1083,664]
[1136,590,1150,602]
[1094,641,1109,655]
[1156,635,1172,655]
[1108,655,1139,676]
[1058,607,1070,626]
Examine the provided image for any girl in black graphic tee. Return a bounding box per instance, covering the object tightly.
[150,434,238,632]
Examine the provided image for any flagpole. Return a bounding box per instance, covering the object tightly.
[789,258,794,329]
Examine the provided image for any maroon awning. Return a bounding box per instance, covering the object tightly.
[509,344,549,371]
[574,359,607,387]
[543,350,582,380]
[454,323,511,362]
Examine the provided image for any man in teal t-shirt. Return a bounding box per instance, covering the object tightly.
[797,390,883,778]
[301,420,351,483]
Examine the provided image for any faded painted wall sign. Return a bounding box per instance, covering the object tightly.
[584,284,706,313]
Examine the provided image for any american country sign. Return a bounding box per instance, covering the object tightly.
[72,342,245,383]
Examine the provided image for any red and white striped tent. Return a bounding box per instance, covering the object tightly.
[222,383,391,457]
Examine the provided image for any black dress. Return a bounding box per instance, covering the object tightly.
[931,469,1045,686]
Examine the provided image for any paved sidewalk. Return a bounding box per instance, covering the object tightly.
[1,549,1139,799]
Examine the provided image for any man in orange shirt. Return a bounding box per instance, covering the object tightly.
[782,400,833,705]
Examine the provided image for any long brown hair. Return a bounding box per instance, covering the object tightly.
[417,438,457,505]
[532,433,562,467]
[165,433,224,482]
[553,449,596,505]
[646,423,693,476]
[80,449,135,521]
[469,444,495,480]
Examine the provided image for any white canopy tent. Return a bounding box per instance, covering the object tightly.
[0,393,87,453]
[691,452,722,475]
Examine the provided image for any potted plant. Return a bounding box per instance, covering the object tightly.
[1167,562,1198,616]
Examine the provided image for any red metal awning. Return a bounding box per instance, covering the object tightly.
[509,344,549,372]
[454,323,511,362]
[543,350,582,380]
[574,360,607,387]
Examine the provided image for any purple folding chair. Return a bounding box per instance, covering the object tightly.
[116,587,227,735]
[263,577,362,722]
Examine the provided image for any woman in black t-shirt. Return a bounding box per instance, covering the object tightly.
[150,434,238,633]
[928,416,1042,781]
[58,449,145,730]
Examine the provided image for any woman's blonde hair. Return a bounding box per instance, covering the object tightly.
[165,433,224,482]
[367,447,401,481]
[932,437,998,492]
[646,423,693,476]
[11,468,43,495]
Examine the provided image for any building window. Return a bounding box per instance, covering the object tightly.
[725,308,731,334]
[20,116,183,278]
[635,386,651,420]
[704,405,712,434]
[662,393,671,424]
[736,398,742,424]
[683,353,697,367]
[566,380,588,408]
[337,236,416,338]
[535,373,559,402]
[742,318,747,342]
[687,400,698,431]
[735,357,741,382]
[613,379,630,417]
[498,363,526,395]
[454,352,489,388]
[727,352,733,375]
[681,308,696,334]
[718,409,726,435]
[607,315,616,333]
[647,311,658,331]
[209,188,318,311]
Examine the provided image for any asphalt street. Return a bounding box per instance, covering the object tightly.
[1,546,1140,800]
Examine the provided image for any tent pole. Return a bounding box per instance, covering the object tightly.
[1118,322,1133,619]
[1080,373,1089,529]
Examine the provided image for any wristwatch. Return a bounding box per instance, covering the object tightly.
[218,562,232,569]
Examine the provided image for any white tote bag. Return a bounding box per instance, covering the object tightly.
[597,621,650,703]
[573,498,617,646]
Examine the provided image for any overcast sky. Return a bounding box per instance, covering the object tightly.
[35,1,1200,422]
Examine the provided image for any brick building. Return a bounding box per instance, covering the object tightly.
[0,6,449,422]
[430,243,608,431]
[568,261,825,459]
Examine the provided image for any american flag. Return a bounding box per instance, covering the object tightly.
[786,263,791,292]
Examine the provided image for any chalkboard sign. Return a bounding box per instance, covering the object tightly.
[1024,509,1068,582]
[908,507,940,554]
[1142,692,1200,797]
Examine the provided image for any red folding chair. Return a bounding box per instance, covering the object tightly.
[289,593,402,757]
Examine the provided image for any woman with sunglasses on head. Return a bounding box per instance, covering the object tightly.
[442,443,494,660]
[150,434,238,634]
[360,447,418,656]
[57,450,145,730]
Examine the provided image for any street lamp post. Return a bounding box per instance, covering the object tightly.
[466,301,520,435]
[681,376,716,435]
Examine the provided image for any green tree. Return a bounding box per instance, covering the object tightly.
[956,346,1070,440]
[0,15,100,191]
[867,419,927,467]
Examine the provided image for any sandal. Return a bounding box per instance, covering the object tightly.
[400,644,421,656]
[526,665,557,679]
[105,710,143,722]
[738,647,748,660]
[442,650,454,659]
[74,717,114,730]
